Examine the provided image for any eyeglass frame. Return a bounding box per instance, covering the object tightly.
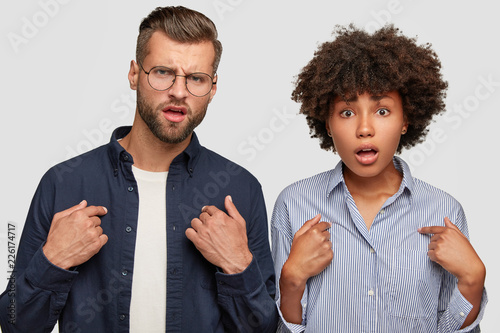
[138,61,217,97]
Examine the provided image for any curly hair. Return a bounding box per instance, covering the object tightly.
[291,24,448,153]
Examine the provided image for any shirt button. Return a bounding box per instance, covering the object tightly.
[368,289,375,296]
[125,226,132,233]
[459,312,465,317]
[379,209,385,214]
[127,186,134,192]
[121,270,128,276]
[119,314,126,321]
[370,248,375,254]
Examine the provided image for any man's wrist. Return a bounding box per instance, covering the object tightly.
[221,250,253,275]
[42,243,74,270]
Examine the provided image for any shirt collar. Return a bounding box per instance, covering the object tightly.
[107,126,202,176]
[393,155,415,195]
[326,160,345,197]
[326,155,415,197]
[172,131,202,176]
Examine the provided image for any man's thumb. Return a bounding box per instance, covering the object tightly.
[57,200,87,218]
[224,195,244,222]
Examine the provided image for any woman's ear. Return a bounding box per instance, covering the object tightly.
[401,122,409,135]
[326,123,332,137]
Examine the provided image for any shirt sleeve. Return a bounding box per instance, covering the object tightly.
[436,205,488,332]
[213,182,278,333]
[0,172,76,333]
[271,192,307,333]
[437,280,488,332]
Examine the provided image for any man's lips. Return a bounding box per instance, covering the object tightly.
[162,106,187,123]
[355,144,379,165]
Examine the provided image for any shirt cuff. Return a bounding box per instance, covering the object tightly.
[274,285,306,333]
[455,287,488,332]
[215,255,263,296]
[24,245,78,293]
[275,303,306,333]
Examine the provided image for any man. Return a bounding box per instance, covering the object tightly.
[0,6,277,332]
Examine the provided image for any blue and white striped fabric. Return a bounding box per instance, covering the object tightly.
[271,157,487,333]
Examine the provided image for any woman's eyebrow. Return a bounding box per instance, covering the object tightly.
[370,95,393,102]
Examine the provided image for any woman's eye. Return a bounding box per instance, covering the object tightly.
[340,110,353,118]
[377,108,390,116]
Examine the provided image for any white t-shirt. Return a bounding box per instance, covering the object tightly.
[130,166,168,332]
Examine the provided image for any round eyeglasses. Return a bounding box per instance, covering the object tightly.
[138,62,216,97]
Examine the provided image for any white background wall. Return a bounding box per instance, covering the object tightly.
[1,0,498,331]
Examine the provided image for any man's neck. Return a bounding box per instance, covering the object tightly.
[119,123,191,172]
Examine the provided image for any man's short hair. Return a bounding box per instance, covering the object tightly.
[136,6,223,74]
[292,24,448,153]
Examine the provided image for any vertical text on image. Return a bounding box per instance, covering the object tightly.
[6,222,17,324]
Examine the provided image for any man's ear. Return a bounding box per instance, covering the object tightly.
[128,60,140,90]
[208,74,217,103]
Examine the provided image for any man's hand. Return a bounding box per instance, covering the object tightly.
[418,217,485,328]
[42,200,108,270]
[279,214,333,324]
[186,195,253,274]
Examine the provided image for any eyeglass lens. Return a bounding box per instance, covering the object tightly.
[148,67,213,96]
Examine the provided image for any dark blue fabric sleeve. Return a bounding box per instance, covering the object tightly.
[214,182,278,333]
[0,171,76,333]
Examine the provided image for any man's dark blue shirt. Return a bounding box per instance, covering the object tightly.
[0,126,278,332]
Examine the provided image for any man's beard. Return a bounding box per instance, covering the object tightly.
[136,88,208,144]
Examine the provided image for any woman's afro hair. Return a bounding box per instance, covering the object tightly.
[291,24,448,153]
